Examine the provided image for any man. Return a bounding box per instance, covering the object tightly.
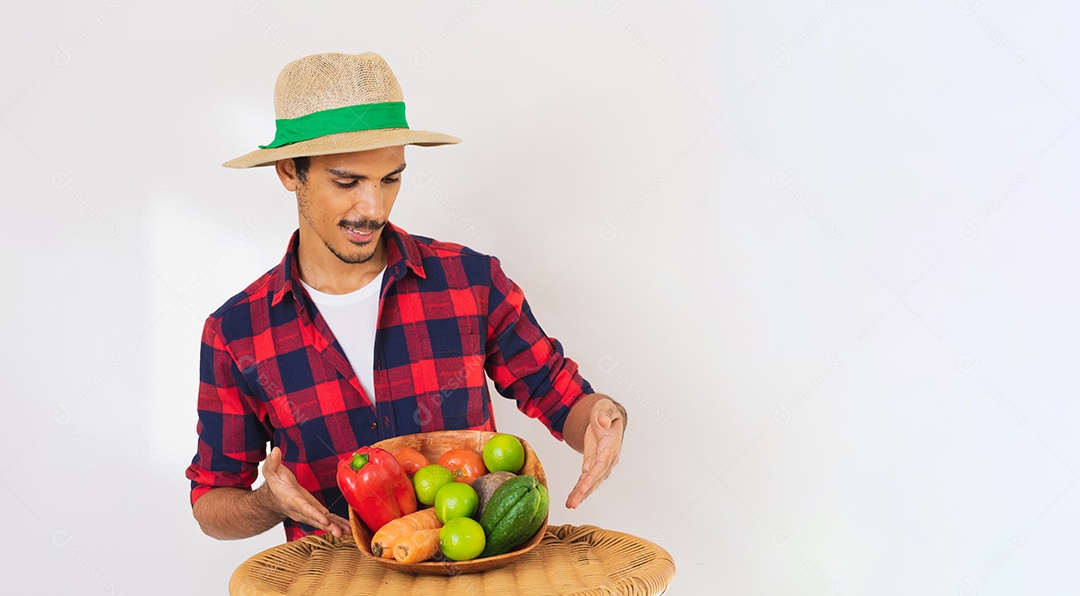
[187,52,626,541]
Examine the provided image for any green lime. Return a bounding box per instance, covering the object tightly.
[483,433,525,474]
[440,517,486,561]
[434,482,479,523]
[413,464,454,506]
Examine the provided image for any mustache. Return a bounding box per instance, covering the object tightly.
[338,219,386,231]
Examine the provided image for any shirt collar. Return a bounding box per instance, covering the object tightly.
[269,222,425,307]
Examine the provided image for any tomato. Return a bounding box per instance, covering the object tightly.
[393,447,429,476]
[437,448,487,485]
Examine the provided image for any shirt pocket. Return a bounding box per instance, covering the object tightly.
[426,315,483,357]
[415,332,488,429]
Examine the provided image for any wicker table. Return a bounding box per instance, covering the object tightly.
[230,524,676,595]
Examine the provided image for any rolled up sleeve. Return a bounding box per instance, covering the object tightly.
[484,257,594,440]
[185,319,270,506]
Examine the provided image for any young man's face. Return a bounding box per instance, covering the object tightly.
[278,146,406,266]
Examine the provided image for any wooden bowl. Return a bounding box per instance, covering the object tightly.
[348,430,549,575]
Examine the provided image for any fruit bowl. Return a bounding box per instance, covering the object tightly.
[348,430,549,575]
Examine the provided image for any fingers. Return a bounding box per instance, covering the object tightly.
[264,446,281,472]
[293,490,334,532]
[262,448,344,537]
[328,513,353,536]
[566,467,607,509]
[570,449,614,503]
[567,448,617,508]
[284,493,348,538]
[566,416,625,509]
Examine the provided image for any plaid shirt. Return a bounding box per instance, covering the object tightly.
[186,223,593,541]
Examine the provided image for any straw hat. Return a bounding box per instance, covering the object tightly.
[223,52,460,168]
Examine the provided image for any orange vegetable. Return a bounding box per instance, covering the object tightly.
[393,447,429,476]
[370,507,441,558]
[393,528,442,564]
[436,448,486,485]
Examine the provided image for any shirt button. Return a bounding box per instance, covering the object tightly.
[369,421,378,430]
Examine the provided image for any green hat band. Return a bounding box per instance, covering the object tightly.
[258,101,409,149]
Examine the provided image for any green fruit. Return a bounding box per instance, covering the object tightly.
[478,475,535,531]
[434,482,479,523]
[440,517,486,561]
[478,474,549,558]
[483,433,525,473]
[413,464,454,506]
[519,483,549,541]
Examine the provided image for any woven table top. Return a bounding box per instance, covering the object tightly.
[230,524,676,595]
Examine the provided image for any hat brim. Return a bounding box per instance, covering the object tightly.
[222,128,460,168]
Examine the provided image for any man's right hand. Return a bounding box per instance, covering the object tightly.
[261,447,352,538]
[191,447,353,540]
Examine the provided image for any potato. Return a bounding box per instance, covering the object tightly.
[472,471,516,517]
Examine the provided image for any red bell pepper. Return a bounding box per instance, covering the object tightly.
[337,446,418,532]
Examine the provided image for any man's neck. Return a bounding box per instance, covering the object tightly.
[296,233,388,295]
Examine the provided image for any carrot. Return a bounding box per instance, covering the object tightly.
[393,528,442,564]
[371,508,440,558]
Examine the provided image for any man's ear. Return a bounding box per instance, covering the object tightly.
[275,158,301,192]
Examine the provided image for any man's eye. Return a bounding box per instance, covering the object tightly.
[383,177,401,185]
[335,180,358,188]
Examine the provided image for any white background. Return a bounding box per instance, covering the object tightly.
[2,1,1078,594]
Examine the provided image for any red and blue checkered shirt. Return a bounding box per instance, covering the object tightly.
[186,223,593,541]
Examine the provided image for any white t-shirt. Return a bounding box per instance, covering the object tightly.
[299,268,385,403]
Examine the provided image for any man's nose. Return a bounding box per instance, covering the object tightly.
[346,182,387,220]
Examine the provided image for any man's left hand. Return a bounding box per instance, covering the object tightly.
[566,398,625,509]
